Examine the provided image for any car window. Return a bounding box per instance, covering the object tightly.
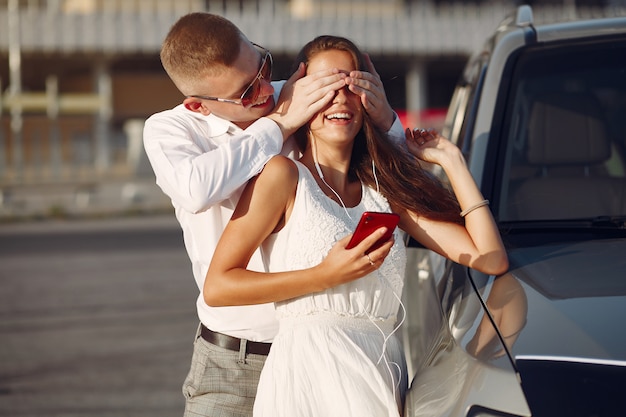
[444,58,487,156]
[442,84,469,147]
[496,38,626,222]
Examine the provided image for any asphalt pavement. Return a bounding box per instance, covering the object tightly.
[0,215,198,417]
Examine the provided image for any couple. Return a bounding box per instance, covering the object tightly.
[206,36,508,417]
[144,12,507,417]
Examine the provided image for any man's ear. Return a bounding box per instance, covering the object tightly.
[183,97,212,116]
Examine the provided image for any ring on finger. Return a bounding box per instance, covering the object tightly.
[366,253,375,266]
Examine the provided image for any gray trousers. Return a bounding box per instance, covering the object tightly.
[182,326,267,417]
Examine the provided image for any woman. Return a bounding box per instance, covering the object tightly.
[205,36,508,416]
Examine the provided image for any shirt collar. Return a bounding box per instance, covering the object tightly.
[203,112,238,136]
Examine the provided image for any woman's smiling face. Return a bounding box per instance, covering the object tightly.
[306,49,364,147]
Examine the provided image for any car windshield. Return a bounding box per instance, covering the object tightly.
[496,37,626,224]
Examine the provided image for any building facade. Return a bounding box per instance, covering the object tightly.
[1,0,625,185]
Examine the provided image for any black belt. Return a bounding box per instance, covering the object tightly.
[200,325,272,356]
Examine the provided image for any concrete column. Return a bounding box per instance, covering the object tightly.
[405,61,427,128]
[94,63,112,173]
[46,76,61,179]
[124,119,145,175]
[8,0,23,179]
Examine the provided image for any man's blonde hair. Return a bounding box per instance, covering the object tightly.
[160,13,243,95]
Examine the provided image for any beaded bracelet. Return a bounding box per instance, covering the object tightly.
[460,199,489,217]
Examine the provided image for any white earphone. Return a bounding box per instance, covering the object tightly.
[315,159,325,180]
[311,138,352,220]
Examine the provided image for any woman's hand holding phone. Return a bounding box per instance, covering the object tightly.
[346,212,400,252]
[315,212,399,290]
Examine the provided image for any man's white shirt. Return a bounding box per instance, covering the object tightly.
[143,82,405,342]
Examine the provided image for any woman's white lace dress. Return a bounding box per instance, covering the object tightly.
[253,161,408,417]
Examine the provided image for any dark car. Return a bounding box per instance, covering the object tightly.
[402,6,626,417]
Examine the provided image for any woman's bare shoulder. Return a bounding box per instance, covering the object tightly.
[262,155,298,178]
[255,155,299,192]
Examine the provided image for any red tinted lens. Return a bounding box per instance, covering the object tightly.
[261,52,272,79]
[241,80,261,108]
[241,52,271,108]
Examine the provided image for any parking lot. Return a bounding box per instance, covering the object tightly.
[0,215,198,417]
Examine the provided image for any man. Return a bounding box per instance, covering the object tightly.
[143,12,404,417]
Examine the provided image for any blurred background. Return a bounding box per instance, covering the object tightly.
[1,1,626,416]
[2,0,626,220]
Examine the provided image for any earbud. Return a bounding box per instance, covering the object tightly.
[372,160,380,192]
[315,160,325,180]
[311,138,351,220]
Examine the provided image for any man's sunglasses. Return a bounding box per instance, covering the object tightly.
[188,44,272,108]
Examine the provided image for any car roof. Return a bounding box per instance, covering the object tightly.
[479,6,626,57]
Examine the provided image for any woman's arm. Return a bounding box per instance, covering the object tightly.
[204,156,395,307]
[399,129,509,276]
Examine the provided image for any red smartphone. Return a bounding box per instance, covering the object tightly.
[346,211,400,252]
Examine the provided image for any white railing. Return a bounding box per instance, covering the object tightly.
[3,0,624,56]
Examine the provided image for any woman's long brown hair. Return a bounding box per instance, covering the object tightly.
[293,35,462,225]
